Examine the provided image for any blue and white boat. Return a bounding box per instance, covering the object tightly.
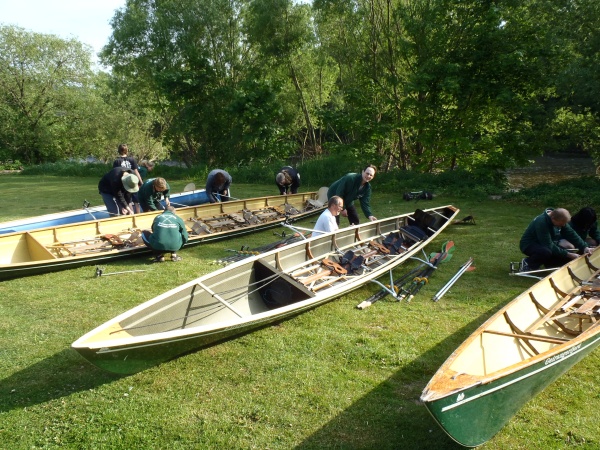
[0,188,209,234]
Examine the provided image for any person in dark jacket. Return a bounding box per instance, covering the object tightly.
[138,177,171,212]
[98,167,139,216]
[560,207,600,248]
[275,166,300,195]
[205,169,232,203]
[519,208,591,272]
[327,165,377,226]
[113,144,143,212]
[142,206,189,262]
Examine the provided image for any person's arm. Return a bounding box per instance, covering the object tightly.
[562,224,589,253]
[359,185,376,220]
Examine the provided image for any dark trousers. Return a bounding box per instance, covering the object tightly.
[523,243,570,269]
[335,204,360,226]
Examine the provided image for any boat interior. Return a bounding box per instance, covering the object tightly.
[448,253,600,377]
[84,206,457,343]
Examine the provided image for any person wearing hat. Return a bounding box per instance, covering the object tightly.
[138,177,171,212]
[98,167,140,216]
[275,166,300,195]
[142,205,189,262]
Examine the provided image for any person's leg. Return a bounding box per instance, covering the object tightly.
[523,243,552,269]
[100,193,120,216]
[141,230,164,261]
[346,204,360,225]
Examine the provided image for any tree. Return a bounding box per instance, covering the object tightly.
[0,25,95,163]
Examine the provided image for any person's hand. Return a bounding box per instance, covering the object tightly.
[567,252,579,260]
[341,209,348,217]
[583,247,593,255]
[368,215,377,221]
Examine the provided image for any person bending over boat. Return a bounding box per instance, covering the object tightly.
[138,177,171,212]
[138,160,155,180]
[98,167,140,216]
[205,169,232,203]
[113,144,143,213]
[142,206,188,262]
[519,208,591,272]
[312,196,344,238]
[275,166,300,195]
[327,165,377,226]
[559,207,600,249]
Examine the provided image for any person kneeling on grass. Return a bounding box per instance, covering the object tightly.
[142,206,188,262]
[519,207,591,272]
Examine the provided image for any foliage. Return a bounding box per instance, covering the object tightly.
[505,176,600,210]
[0,160,23,171]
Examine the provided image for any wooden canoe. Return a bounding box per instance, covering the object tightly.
[420,248,600,447]
[0,190,327,280]
[72,205,459,374]
[0,188,210,235]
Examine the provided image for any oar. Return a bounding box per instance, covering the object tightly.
[432,257,475,302]
[399,241,455,302]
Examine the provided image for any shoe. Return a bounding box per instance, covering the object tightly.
[171,254,182,262]
[153,255,165,263]
[519,258,530,272]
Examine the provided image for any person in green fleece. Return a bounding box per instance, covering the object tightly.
[141,206,188,262]
[138,177,171,212]
[519,208,591,272]
[327,164,377,226]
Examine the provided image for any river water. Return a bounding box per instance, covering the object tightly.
[505,154,596,190]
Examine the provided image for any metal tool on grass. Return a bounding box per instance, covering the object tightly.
[432,257,475,302]
[95,267,147,277]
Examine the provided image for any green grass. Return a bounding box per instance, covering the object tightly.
[1,174,599,449]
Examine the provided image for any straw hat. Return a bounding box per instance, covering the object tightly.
[122,173,140,193]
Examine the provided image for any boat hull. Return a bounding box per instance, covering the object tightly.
[72,205,459,374]
[420,248,600,447]
[0,191,326,280]
[423,332,600,447]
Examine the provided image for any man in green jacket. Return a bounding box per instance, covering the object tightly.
[142,206,188,262]
[138,177,171,212]
[519,208,591,272]
[327,165,377,226]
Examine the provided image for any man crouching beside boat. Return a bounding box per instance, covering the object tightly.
[519,208,592,272]
[142,206,188,263]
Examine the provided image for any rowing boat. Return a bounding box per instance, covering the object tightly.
[420,248,600,447]
[0,190,327,280]
[72,205,459,374]
[0,188,209,235]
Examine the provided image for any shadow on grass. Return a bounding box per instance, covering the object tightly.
[0,349,122,413]
[296,307,500,450]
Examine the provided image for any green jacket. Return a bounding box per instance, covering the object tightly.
[327,173,373,218]
[149,210,188,252]
[138,178,171,211]
[519,208,588,257]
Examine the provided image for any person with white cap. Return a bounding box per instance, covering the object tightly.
[98,167,140,216]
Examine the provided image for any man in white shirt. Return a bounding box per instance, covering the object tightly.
[312,196,344,237]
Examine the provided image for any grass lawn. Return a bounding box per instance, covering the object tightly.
[0,174,598,449]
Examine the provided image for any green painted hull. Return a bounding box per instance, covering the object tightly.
[423,327,600,447]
